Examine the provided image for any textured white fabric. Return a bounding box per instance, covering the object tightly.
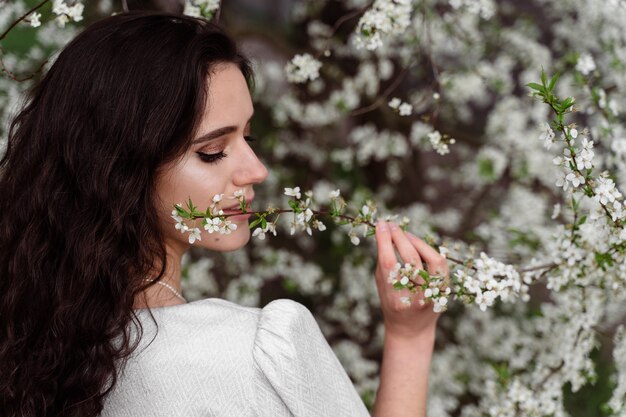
[101,298,371,417]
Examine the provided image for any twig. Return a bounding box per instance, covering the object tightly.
[331,4,372,35]
[0,0,50,42]
[214,0,222,23]
[349,60,414,117]
[191,208,377,228]
[312,2,374,60]
[188,205,559,277]
[519,262,557,273]
[0,45,48,82]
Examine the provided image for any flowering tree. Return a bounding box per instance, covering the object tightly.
[4,0,626,415]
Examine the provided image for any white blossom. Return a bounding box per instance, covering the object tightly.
[172,210,189,233]
[329,189,341,199]
[426,130,453,155]
[285,54,322,84]
[539,123,556,150]
[284,186,302,199]
[353,0,413,50]
[575,53,596,75]
[203,217,221,233]
[29,12,41,28]
[348,229,361,246]
[593,175,623,206]
[252,227,266,240]
[388,97,401,109]
[52,0,84,27]
[188,227,201,244]
[398,102,412,116]
[183,0,220,18]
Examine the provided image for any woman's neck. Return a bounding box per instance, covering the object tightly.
[133,243,187,309]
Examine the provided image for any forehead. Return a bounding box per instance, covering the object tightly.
[203,63,253,125]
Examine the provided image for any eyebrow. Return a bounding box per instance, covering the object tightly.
[192,114,254,145]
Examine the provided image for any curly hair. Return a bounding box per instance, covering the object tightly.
[0,11,253,416]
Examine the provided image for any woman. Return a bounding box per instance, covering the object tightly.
[0,10,446,417]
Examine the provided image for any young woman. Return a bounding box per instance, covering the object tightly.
[0,11,446,417]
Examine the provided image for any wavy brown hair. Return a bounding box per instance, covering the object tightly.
[0,11,252,417]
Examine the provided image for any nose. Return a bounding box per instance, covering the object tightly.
[233,139,269,186]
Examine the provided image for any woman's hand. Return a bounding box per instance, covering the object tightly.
[374,220,449,340]
[371,220,448,417]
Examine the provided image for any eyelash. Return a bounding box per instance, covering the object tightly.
[196,136,257,164]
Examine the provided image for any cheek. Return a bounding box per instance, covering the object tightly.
[164,158,227,211]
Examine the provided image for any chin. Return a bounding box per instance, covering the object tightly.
[201,226,251,252]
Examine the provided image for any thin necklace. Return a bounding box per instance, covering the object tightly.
[142,279,187,303]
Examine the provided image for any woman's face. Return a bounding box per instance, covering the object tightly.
[155,62,269,256]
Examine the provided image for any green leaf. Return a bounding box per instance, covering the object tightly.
[392,281,405,290]
[595,252,614,270]
[526,82,545,92]
[288,200,299,211]
[492,362,511,388]
[249,218,262,229]
[175,205,187,216]
[478,158,495,180]
[561,97,575,109]
[187,197,196,212]
[540,68,547,86]
[281,278,298,294]
[261,217,267,229]
[548,72,560,91]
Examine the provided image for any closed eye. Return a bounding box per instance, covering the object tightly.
[196,136,258,164]
[197,151,227,164]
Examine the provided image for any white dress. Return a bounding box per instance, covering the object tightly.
[101,298,371,417]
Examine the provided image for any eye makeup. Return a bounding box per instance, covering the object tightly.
[196,136,257,165]
[197,151,227,164]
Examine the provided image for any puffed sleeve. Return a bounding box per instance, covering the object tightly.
[252,299,371,417]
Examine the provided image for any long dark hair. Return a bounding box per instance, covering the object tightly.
[0,11,252,416]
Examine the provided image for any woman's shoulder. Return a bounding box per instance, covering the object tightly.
[129,298,262,350]
[252,299,371,416]
[124,298,313,376]
[135,296,310,318]
[131,297,311,341]
[253,298,325,360]
[254,298,317,340]
[128,297,317,360]
[134,297,260,325]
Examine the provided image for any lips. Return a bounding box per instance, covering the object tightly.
[223,197,254,212]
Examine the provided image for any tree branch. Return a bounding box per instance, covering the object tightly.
[0,0,50,42]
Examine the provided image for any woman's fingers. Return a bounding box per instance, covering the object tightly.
[406,232,449,280]
[375,221,398,276]
[389,223,423,270]
[375,221,421,308]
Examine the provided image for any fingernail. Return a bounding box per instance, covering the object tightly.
[389,222,398,230]
[377,221,388,232]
